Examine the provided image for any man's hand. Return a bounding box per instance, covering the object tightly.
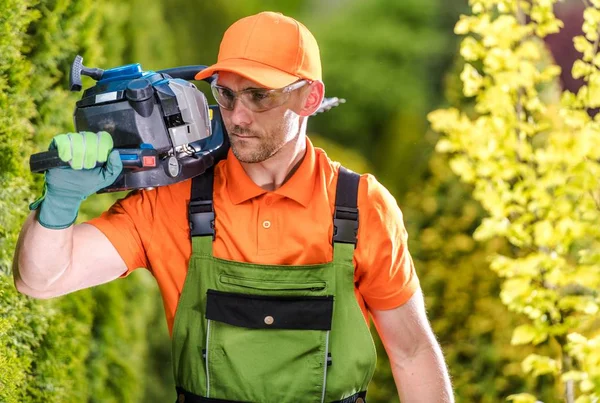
[30,131,123,229]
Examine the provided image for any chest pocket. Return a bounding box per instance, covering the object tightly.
[205,287,334,401]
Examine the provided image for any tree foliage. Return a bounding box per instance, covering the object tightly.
[429,0,600,401]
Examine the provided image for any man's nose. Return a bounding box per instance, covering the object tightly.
[229,97,252,127]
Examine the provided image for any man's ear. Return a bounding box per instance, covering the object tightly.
[297,81,325,117]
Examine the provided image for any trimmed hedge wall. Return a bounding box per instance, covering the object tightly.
[0,1,172,401]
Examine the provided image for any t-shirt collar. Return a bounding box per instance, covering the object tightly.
[226,136,317,207]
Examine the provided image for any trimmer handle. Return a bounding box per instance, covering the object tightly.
[70,55,105,92]
[29,148,159,173]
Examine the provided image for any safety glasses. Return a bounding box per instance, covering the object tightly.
[210,79,309,112]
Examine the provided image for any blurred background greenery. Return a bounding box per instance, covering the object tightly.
[0,0,581,401]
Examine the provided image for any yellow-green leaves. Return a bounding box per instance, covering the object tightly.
[522,354,560,377]
[500,278,531,305]
[429,0,600,400]
[558,296,599,316]
[583,8,600,42]
[507,393,538,403]
[460,36,485,61]
[565,334,600,399]
[511,324,548,345]
[573,60,593,80]
[574,36,595,62]
[531,2,564,37]
[461,64,484,97]
[454,14,481,35]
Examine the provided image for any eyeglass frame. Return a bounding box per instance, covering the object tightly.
[210,77,311,113]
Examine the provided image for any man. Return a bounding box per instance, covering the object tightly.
[14,11,453,403]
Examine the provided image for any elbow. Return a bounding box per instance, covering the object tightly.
[12,261,57,300]
[389,331,441,365]
[14,278,33,297]
[14,280,57,300]
[13,275,53,300]
[393,341,438,364]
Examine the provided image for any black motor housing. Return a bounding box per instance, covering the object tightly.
[104,106,229,192]
[69,58,226,192]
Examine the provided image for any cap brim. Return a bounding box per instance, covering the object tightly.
[194,59,299,89]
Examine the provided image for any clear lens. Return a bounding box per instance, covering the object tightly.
[211,85,235,110]
[211,80,308,112]
[245,89,287,111]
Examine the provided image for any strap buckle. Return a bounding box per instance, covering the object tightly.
[189,200,215,238]
[333,206,359,247]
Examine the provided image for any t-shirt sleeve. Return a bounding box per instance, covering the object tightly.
[354,174,420,311]
[87,189,157,276]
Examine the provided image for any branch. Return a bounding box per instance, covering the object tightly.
[562,352,576,403]
[589,189,600,211]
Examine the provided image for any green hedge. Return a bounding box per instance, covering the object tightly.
[0,0,173,401]
[0,0,37,275]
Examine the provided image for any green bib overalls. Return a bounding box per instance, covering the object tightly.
[171,166,377,403]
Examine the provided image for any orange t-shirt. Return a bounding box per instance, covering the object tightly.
[88,138,419,335]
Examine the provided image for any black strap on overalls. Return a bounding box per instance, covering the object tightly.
[184,165,365,403]
[188,165,360,246]
[188,167,216,239]
[332,166,360,247]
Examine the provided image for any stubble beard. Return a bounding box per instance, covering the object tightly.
[227,117,296,164]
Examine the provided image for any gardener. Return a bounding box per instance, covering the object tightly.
[14,11,453,403]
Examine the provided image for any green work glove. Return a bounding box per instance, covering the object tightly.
[29,131,123,229]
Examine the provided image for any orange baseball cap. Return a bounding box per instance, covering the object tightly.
[194,11,322,89]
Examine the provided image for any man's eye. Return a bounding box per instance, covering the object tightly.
[251,91,270,102]
[220,88,235,100]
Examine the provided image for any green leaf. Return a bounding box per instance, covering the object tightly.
[522,354,559,377]
[561,370,586,382]
[558,296,599,315]
[573,60,592,79]
[580,379,595,393]
[500,278,531,305]
[575,395,593,403]
[511,324,537,345]
[506,393,538,403]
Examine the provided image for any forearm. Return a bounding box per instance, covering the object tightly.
[13,211,74,292]
[391,343,454,403]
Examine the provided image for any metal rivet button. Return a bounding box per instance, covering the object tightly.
[178,393,185,403]
[356,398,364,403]
[264,315,274,325]
[262,220,271,229]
